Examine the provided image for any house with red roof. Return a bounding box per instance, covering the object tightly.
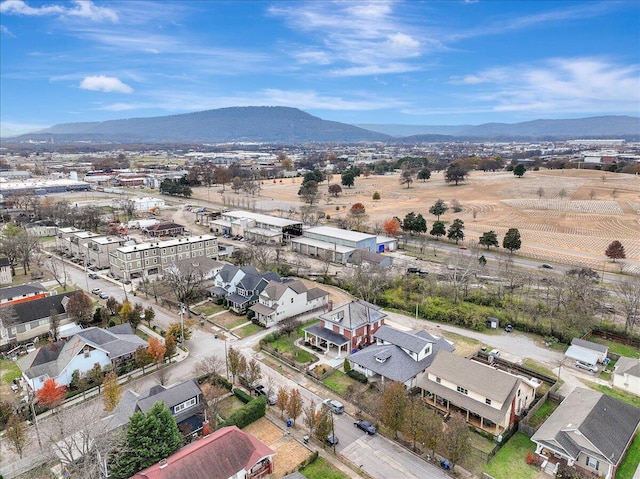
[130,426,275,479]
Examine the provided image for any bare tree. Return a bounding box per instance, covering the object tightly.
[50,309,61,342]
[443,249,478,303]
[46,255,69,291]
[193,355,224,380]
[201,383,227,430]
[349,262,391,305]
[248,243,275,271]
[615,276,640,333]
[163,261,206,317]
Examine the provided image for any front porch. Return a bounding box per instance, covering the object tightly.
[422,392,505,437]
[302,324,350,359]
[534,447,607,479]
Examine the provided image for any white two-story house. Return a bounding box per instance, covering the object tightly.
[250,279,330,327]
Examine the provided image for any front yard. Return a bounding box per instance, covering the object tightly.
[300,457,349,479]
[192,302,225,317]
[484,433,538,479]
[322,370,355,395]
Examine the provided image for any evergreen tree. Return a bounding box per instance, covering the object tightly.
[109,402,182,479]
[447,219,465,244]
[430,220,446,240]
[503,228,522,253]
[479,230,499,250]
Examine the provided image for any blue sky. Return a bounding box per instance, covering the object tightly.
[1,0,639,136]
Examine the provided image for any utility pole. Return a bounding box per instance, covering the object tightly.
[179,303,185,343]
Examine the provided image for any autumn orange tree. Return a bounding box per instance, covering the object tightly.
[37,378,66,408]
[382,217,401,237]
[147,337,166,369]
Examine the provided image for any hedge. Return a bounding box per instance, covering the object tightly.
[233,388,253,404]
[221,396,266,429]
[347,370,368,383]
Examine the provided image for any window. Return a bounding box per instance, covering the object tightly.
[174,397,197,413]
[291,298,294,303]
[435,377,441,384]
[485,398,492,405]
[517,390,521,397]
[586,457,599,470]
[456,386,468,395]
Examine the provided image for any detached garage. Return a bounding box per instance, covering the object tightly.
[565,338,608,365]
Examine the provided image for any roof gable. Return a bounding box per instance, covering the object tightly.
[131,426,274,479]
[320,299,386,329]
[136,379,202,413]
[10,291,78,324]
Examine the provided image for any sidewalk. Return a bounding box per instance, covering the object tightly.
[264,410,365,479]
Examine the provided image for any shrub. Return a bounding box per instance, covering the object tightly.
[373,191,381,200]
[343,358,351,373]
[221,396,266,429]
[108,320,116,328]
[347,370,368,383]
[233,388,252,404]
[326,214,331,220]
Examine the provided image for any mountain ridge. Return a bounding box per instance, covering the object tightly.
[5,108,639,144]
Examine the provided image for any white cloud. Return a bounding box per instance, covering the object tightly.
[79,75,133,93]
[0,24,15,37]
[98,102,139,111]
[454,57,640,115]
[269,1,424,75]
[0,0,118,22]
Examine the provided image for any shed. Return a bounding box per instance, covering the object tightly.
[486,317,499,329]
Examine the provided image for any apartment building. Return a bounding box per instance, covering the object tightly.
[69,231,103,259]
[86,236,127,270]
[109,234,217,281]
[55,226,84,255]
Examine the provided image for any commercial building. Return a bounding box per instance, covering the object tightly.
[209,210,302,243]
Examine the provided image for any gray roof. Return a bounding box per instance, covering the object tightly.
[303,324,349,346]
[236,273,266,292]
[319,300,387,330]
[571,338,608,354]
[10,291,77,325]
[217,264,240,283]
[349,328,454,383]
[226,292,252,306]
[615,357,640,378]
[249,303,276,316]
[374,325,433,354]
[18,324,147,380]
[136,379,202,417]
[418,351,520,403]
[307,286,329,301]
[76,324,147,359]
[532,388,640,466]
[0,283,46,301]
[262,281,289,301]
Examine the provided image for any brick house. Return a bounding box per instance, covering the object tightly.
[303,300,387,357]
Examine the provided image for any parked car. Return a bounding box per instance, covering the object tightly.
[25,343,36,353]
[322,399,344,415]
[253,385,277,405]
[488,349,500,358]
[91,288,102,295]
[575,360,598,373]
[88,273,98,279]
[99,293,110,300]
[326,433,339,446]
[504,324,513,333]
[540,263,553,269]
[354,420,376,435]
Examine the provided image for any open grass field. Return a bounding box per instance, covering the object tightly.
[484,432,539,479]
[195,169,640,273]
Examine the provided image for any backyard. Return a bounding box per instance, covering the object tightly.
[526,398,560,429]
[616,433,640,479]
[484,432,539,479]
[192,302,225,317]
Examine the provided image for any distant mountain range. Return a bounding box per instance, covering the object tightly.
[5,107,639,144]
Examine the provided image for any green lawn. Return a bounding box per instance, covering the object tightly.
[193,303,225,316]
[522,359,556,378]
[589,337,640,359]
[587,383,640,408]
[617,433,640,479]
[484,433,538,479]
[527,399,560,428]
[0,359,22,384]
[233,323,263,338]
[300,457,349,479]
[322,370,354,395]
